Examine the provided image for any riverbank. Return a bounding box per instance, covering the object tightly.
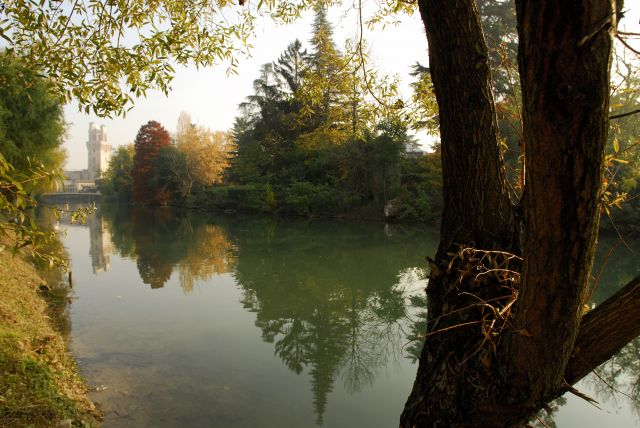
[129,183,441,223]
[0,249,99,427]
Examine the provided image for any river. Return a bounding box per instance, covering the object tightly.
[57,205,640,427]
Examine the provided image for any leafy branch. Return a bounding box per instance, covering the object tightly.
[0,154,95,268]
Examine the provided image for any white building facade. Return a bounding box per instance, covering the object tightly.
[87,123,112,180]
[62,123,112,192]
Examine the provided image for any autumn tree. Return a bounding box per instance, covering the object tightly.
[176,111,194,142]
[182,127,234,193]
[132,121,171,205]
[230,11,406,197]
[174,113,235,197]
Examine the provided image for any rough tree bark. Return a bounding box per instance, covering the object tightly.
[400,0,640,427]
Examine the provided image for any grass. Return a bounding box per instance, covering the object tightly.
[0,249,99,427]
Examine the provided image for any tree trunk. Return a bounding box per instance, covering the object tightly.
[501,0,615,411]
[400,1,639,427]
[419,0,515,251]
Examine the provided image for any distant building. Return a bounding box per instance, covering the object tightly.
[87,123,111,180]
[404,136,427,159]
[62,123,112,192]
[404,149,427,159]
[62,169,93,192]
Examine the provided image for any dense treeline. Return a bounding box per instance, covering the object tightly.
[102,7,444,222]
[102,2,639,228]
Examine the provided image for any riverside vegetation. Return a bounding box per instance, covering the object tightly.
[100,5,640,233]
[0,242,99,427]
[0,54,98,426]
[101,7,444,222]
[1,0,640,426]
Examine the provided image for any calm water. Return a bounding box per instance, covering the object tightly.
[58,205,640,427]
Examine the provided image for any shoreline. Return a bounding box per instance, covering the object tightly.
[0,249,100,427]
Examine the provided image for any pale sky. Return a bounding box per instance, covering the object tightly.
[63,5,640,170]
[63,7,430,170]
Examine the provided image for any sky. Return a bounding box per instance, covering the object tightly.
[63,7,429,170]
[62,4,640,171]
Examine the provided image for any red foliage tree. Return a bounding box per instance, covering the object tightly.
[132,120,171,205]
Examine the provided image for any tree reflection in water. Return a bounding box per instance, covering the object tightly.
[51,205,640,425]
[103,207,433,424]
[178,223,236,293]
[578,236,640,421]
[589,337,640,414]
[228,219,431,424]
[131,208,185,289]
[75,206,640,425]
[104,207,236,291]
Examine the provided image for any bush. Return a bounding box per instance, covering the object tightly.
[189,184,273,212]
[283,182,316,215]
[187,182,366,218]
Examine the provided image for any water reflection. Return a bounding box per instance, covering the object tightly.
[101,206,236,292]
[62,204,640,427]
[55,206,113,274]
[567,236,640,424]
[87,212,113,273]
[588,337,640,415]
[227,220,428,424]
[178,224,236,294]
[403,230,640,427]
[90,206,433,425]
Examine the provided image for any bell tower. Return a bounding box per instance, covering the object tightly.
[87,123,112,180]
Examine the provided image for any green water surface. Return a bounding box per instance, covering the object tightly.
[60,205,640,427]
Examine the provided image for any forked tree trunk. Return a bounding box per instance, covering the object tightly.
[501,0,615,412]
[400,1,640,427]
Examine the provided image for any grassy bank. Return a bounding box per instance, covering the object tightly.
[0,250,99,427]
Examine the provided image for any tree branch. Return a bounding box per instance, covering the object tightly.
[616,34,640,56]
[417,0,515,251]
[610,108,640,120]
[565,275,640,385]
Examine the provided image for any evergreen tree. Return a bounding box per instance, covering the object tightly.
[476,0,518,99]
[409,62,439,133]
[305,5,350,129]
[274,39,309,96]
